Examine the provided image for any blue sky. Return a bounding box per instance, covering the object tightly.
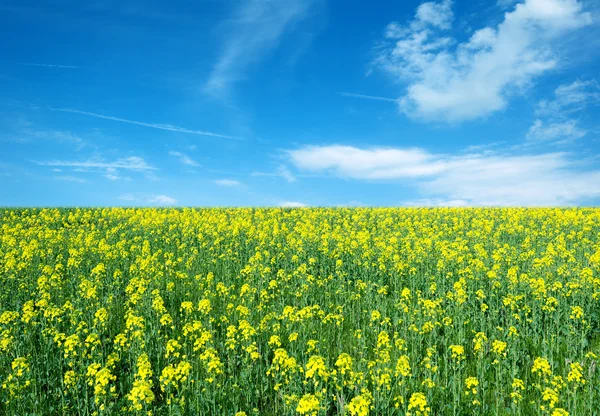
[1,0,600,207]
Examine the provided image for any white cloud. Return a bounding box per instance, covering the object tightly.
[149,195,177,205]
[526,119,586,142]
[49,107,239,140]
[120,194,178,205]
[536,80,600,116]
[414,0,453,30]
[105,174,121,181]
[288,144,600,206]
[289,145,446,179]
[34,156,156,171]
[277,165,296,183]
[214,179,242,186]
[169,151,200,167]
[252,165,296,182]
[402,198,469,207]
[205,0,319,97]
[373,0,592,122]
[279,201,308,208]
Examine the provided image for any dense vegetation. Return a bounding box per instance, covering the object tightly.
[1,208,599,415]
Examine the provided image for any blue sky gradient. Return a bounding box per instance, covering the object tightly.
[1,0,600,206]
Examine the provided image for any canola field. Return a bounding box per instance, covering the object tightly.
[1,208,600,416]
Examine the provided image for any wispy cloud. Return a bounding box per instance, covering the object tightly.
[527,80,599,144]
[34,156,156,171]
[48,107,240,140]
[526,119,586,143]
[214,179,242,187]
[149,195,177,205]
[288,144,600,206]
[339,92,399,103]
[536,80,600,116]
[9,127,90,150]
[169,151,200,167]
[279,201,308,208]
[205,0,320,97]
[17,63,80,69]
[120,193,177,205]
[252,165,296,182]
[402,198,469,207]
[54,175,87,183]
[372,0,592,122]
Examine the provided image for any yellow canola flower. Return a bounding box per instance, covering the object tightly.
[532,357,552,377]
[296,393,320,415]
[407,392,430,416]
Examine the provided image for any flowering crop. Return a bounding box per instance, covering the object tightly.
[1,207,600,415]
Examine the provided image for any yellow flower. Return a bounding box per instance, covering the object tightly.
[510,378,525,404]
[567,362,585,386]
[296,393,320,415]
[473,332,487,354]
[465,376,479,396]
[570,306,584,320]
[305,355,328,380]
[128,354,154,411]
[395,355,411,377]
[347,390,372,416]
[407,392,430,416]
[335,353,353,375]
[542,387,559,409]
[532,357,552,377]
[449,345,465,362]
[491,340,507,356]
[370,310,381,322]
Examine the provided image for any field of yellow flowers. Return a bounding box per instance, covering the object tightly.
[1,208,600,415]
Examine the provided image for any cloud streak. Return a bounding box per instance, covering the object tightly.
[205,0,319,97]
[18,63,80,69]
[48,107,241,140]
[34,156,156,171]
[339,92,399,103]
[169,151,200,167]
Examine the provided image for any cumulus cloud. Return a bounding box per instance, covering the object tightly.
[373,0,592,122]
[288,144,600,206]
